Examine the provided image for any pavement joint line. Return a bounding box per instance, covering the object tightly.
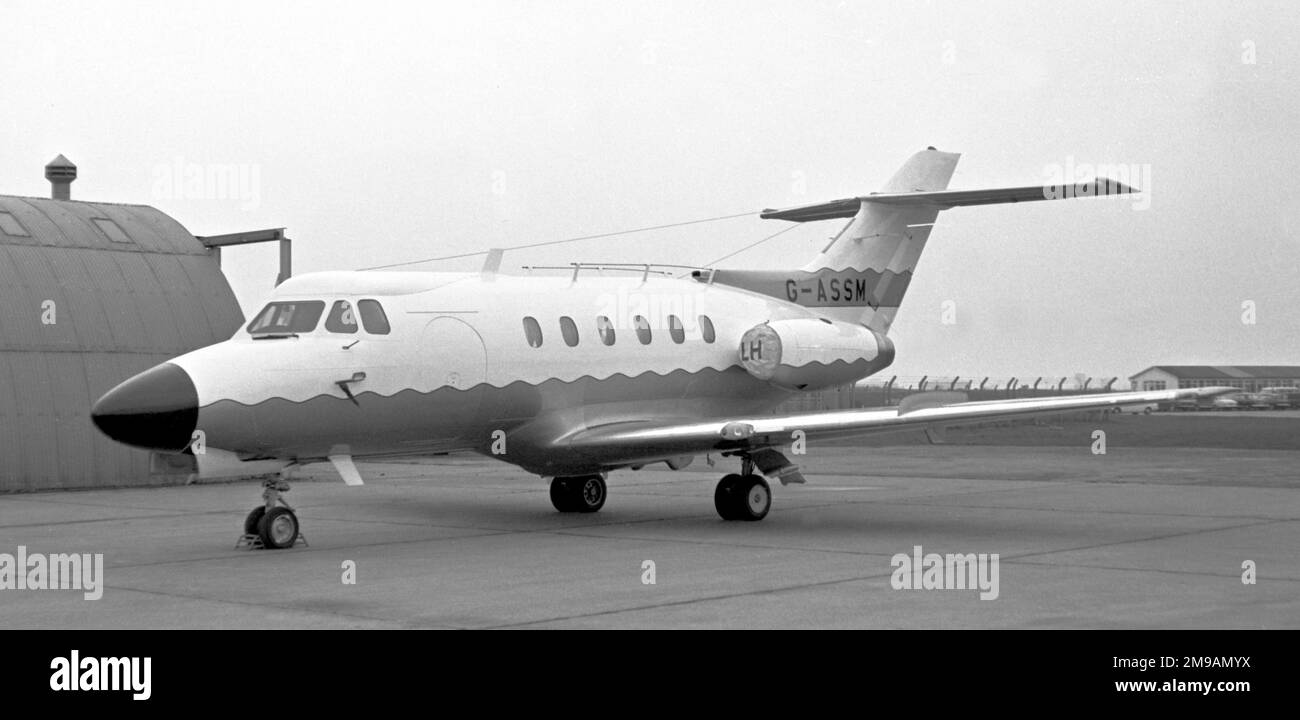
[1001,517,1292,564]
[98,529,525,572]
[100,583,439,629]
[861,497,1299,523]
[0,508,252,531]
[481,570,900,629]
[478,569,915,623]
[1005,558,1300,584]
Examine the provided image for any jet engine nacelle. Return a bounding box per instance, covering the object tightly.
[738,318,894,392]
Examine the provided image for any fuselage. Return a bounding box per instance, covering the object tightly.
[92,269,895,475]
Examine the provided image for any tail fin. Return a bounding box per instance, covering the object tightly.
[708,148,1137,334]
[797,148,959,332]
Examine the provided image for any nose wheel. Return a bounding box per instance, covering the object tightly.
[550,475,607,513]
[714,473,771,521]
[236,477,308,549]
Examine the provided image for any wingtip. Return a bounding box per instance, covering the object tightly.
[1190,386,1239,398]
[1093,177,1141,194]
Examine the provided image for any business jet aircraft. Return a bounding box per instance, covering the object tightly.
[91,148,1223,548]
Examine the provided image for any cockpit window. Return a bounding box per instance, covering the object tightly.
[246,301,325,335]
[325,300,359,333]
[357,300,391,335]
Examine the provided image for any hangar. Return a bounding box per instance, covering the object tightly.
[1129,365,1300,392]
[0,156,245,491]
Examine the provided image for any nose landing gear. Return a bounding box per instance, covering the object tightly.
[236,477,308,550]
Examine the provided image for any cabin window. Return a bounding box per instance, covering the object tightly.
[668,315,685,344]
[523,317,543,347]
[246,301,326,335]
[357,299,391,335]
[596,316,615,346]
[699,315,716,343]
[633,315,652,345]
[0,211,29,237]
[325,300,359,333]
[560,316,579,347]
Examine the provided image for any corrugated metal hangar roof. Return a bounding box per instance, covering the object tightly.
[0,194,244,491]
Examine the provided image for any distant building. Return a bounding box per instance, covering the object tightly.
[1129,366,1300,392]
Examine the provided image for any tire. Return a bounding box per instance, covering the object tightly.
[550,478,576,512]
[714,474,745,521]
[244,506,266,535]
[257,507,299,549]
[732,475,771,521]
[550,476,606,513]
[1143,407,1152,415]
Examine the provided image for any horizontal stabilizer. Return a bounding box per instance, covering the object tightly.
[761,179,1139,222]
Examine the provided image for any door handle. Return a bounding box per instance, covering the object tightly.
[336,371,367,406]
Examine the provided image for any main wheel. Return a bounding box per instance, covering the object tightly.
[244,506,266,535]
[257,507,299,549]
[716,473,762,521]
[550,475,606,513]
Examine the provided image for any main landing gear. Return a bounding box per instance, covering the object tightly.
[713,456,772,521]
[714,473,771,521]
[549,475,607,513]
[545,461,775,521]
[236,477,308,550]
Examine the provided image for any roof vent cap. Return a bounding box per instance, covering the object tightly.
[45,154,77,200]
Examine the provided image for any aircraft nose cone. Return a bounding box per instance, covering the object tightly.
[91,363,198,452]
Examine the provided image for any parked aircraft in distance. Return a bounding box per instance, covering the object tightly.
[91,148,1228,548]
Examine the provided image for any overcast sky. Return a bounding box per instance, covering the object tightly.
[3,0,1297,381]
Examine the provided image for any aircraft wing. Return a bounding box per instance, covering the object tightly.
[564,387,1232,460]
